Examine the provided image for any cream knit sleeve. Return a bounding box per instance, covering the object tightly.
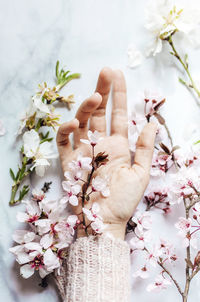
[55,235,131,302]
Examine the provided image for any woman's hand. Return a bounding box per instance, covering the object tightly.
[56,68,157,240]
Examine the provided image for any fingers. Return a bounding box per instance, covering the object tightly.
[73,93,102,148]
[111,70,128,138]
[133,122,157,177]
[90,67,113,135]
[56,119,79,161]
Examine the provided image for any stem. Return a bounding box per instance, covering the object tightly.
[168,36,200,100]
[182,201,192,302]
[81,146,95,236]
[163,121,179,170]
[157,260,183,297]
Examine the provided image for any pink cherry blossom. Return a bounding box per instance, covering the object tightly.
[129,229,151,250]
[61,181,81,206]
[144,186,171,213]
[55,215,78,236]
[82,202,102,221]
[147,275,171,292]
[68,154,92,172]
[91,218,105,234]
[131,210,152,233]
[151,150,173,176]
[175,217,192,235]
[80,130,102,146]
[92,176,110,197]
[133,266,149,279]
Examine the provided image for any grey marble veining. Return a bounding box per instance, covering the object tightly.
[1,0,200,301]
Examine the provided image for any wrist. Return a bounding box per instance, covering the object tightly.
[76,223,126,240]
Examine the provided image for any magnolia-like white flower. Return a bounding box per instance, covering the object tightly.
[145,0,200,56]
[133,266,149,279]
[92,176,110,197]
[17,200,41,223]
[61,181,81,206]
[12,230,35,244]
[80,130,102,146]
[0,119,6,136]
[147,275,171,292]
[132,211,152,233]
[20,244,60,279]
[32,95,51,118]
[23,129,57,176]
[127,44,144,68]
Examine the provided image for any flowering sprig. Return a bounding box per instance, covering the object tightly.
[9,61,80,205]
[145,0,200,105]
[9,182,80,281]
[127,88,200,301]
[61,130,109,236]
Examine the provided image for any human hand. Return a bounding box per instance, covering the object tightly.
[56,68,157,240]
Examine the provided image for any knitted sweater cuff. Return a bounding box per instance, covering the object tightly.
[55,235,131,302]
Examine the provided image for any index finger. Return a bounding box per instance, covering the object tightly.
[133,122,157,174]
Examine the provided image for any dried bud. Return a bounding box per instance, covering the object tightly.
[94,152,109,169]
[194,251,200,270]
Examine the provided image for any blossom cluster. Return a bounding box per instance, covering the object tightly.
[10,130,110,279]
[61,130,109,234]
[129,210,177,292]
[9,188,79,279]
[128,90,200,296]
[9,62,80,205]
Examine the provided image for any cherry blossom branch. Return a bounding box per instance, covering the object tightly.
[157,260,183,297]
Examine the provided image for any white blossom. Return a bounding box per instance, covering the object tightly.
[23,129,57,176]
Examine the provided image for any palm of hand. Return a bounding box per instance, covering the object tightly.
[57,68,156,238]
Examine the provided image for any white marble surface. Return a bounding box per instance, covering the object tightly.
[1,0,200,301]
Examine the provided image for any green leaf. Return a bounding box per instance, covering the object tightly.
[9,168,16,181]
[56,61,59,78]
[19,164,26,180]
[19,185,29,201]
[194,140,200,145]
[40,137,53,144]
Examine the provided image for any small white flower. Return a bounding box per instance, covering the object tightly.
[132,211,152,233]
[145,0,200,56]
[91,218,105,234]
[23,129,57,177]
[80,130,102,146]
[92,176,110,197]
[175,217,192,235]
[17,200,41,223]
[83,202,102,221]
[61,181,81,206]
[127,44,144,68]
[147,275,171,292]
[12,230,35,244]
[129,229,151,250]
[133,266,149,279]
